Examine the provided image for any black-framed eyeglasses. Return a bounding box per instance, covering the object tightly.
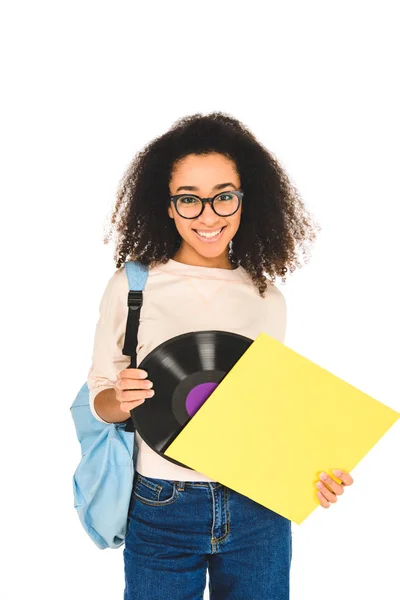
[170,189,243,219]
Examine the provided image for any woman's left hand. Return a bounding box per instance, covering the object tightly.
[316,469,354,508]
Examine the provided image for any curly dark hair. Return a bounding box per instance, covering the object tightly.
[103,111,321,298]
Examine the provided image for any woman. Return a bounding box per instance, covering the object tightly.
[87,112,354,599]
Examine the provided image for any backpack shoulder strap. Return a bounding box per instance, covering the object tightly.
[122,260,149,361]
[124,260,149,291]
[121,260,149,433]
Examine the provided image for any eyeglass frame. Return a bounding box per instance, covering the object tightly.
[169,189,244,219]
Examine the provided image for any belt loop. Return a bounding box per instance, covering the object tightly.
[176,481,186,491]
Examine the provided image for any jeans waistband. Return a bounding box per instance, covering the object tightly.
[175,481,224,491]
[134,471,224,491]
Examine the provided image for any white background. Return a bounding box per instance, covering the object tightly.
[1,2,399,599]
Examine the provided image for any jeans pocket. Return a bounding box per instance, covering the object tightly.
[133,474,179,507]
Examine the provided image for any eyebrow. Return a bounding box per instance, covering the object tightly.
[174,182,237,193]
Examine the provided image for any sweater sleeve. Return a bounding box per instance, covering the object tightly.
[86,266,132,423]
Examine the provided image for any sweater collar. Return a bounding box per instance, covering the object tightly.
[156,258,247,281]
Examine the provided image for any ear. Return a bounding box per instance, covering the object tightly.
[168,205,173,219]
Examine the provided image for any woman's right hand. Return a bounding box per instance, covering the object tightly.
[115,368,155,414]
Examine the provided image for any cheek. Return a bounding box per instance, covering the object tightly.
[173,216,191,238]
[228,213,242,236]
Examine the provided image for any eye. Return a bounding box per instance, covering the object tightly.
[217,193,234,201]
[179,196,199,204]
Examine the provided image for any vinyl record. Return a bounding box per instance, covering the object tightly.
[130,330,253,469]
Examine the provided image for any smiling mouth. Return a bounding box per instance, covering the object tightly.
[193,226,227,239]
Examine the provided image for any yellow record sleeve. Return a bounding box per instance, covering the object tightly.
[165,332,399,524]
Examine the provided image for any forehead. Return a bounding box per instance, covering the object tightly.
[170,153,239,183]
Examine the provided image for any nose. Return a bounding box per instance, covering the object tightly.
[197,201,222,225]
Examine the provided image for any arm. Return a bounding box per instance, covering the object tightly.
[87,266,132,424]
[94,387,129,424]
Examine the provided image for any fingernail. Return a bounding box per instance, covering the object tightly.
[140,371,148,378]
[320,472,328,480]
[333,470,342,476]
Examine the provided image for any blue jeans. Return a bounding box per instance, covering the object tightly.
[123,472,292,599]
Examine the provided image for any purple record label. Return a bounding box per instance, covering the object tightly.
[186,382,219,417]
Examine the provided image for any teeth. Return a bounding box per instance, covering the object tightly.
[195,228,223,238]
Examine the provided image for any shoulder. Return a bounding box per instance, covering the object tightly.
[264,278,287,312]
[104,260,153,295]
[241,269,286,303]
[105,265,129,294]
[267,279,286,300]
[98,265,129,312]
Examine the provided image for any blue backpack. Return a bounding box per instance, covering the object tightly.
[70,260,149,549]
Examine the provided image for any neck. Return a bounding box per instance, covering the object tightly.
[172,245,234,270]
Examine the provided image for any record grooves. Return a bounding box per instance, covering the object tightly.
[130,330,253,469]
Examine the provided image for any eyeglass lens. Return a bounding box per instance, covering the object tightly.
[176,192,239,218]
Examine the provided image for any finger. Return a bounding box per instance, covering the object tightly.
[117,368,148,380]
[316,481,337,504]
[317,490,330,508]
[120,389,155,402]
[319,472,344,496]
[117,377,153,391]
[119,399,146,414]
[333,469,354,486]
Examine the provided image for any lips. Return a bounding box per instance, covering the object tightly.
[193,226,226,235]
[192,226,227,243]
